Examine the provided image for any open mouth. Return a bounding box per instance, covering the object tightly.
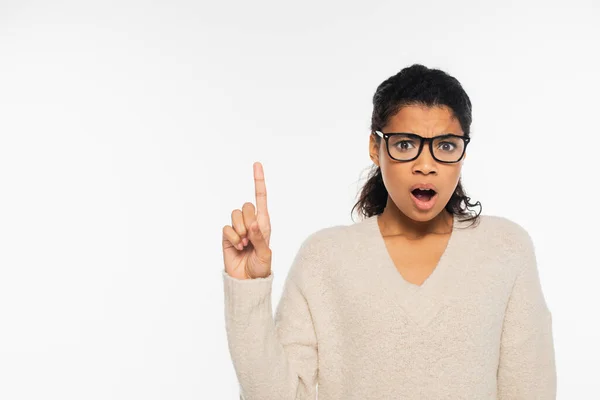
[411,188,437,201]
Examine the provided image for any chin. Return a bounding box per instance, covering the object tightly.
[403,202,447,222]
[408,212,441,223]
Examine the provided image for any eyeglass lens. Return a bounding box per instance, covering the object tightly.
[387,134,465,162]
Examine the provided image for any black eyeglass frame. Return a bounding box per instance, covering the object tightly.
[373,130,470,164]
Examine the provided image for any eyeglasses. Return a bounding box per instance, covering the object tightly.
[373,130,470,163]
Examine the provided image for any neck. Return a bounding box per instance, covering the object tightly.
[377,199,453,240]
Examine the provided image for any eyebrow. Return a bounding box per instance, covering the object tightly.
[384,131,463,136]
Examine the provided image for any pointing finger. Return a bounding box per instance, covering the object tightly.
[253,162,269,216]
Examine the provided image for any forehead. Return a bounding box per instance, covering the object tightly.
[384,105,463,136]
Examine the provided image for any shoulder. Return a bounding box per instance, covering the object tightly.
[454,214,539,284]
[470,215,537,275]
[474,214,534,248]
[295,221,352,257]
[291,217,371,269]
[285,222,351,287]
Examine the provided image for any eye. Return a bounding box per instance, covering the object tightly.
[437,141,457,152]
[394,140,416,151]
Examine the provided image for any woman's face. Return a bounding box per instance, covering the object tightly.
[369,105,466,223]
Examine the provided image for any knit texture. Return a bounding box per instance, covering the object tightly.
[222,214,556,399]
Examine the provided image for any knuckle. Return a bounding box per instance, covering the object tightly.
[222,226,235,239]
[232,222,246,234]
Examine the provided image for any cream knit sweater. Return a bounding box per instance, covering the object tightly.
[222,214,556,399]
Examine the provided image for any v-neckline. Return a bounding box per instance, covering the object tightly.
[366,213,462,327]
[374,213,458,291]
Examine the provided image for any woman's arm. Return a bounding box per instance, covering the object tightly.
[497,231,557,399]
[223,238,319,400]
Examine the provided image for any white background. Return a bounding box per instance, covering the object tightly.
[0,0,598,398]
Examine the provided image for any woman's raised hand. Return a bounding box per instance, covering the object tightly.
[222,162,273,280]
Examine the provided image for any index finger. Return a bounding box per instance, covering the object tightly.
[253,161,269,215]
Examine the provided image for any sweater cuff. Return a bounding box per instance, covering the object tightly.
[222,269,274,318]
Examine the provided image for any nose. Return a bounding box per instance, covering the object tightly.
[412,141,437,175]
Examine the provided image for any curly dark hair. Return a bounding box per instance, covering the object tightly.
[351,63,482,226]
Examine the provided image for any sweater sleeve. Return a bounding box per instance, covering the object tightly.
[497,231,557,399]
[222,240,319,400]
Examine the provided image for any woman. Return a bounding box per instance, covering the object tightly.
[221,64,556,399]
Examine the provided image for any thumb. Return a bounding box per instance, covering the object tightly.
[248,221,271,259]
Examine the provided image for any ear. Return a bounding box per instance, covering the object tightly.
[369,133,380,167]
